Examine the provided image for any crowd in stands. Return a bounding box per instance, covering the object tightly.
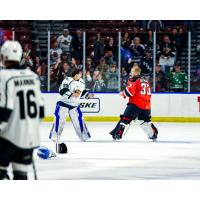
[0,22,48,90]
[0,20,199,93]
[120,27,188,92]
[85,32,119,92]
[50,29,119,92]
[19,43,47,91]
[50,29,83,91]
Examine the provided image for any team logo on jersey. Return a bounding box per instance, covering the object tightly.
[79,98,100,113]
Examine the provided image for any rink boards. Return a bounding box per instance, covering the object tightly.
[43,93,200,122]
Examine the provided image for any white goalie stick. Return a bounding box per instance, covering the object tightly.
[49,123,63,153]
[56,134,60,153]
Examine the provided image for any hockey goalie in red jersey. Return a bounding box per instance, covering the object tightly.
[110,64,158,141]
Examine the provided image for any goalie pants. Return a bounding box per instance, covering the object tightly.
[50,101,91,141]
[123,103,151,122]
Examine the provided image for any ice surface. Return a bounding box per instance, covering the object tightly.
[29,122,200,179]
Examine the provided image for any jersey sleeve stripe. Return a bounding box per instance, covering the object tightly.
[125,88,133,97]
[59,88,70,96]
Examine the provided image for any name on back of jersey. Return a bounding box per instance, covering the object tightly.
[14,79,35,87]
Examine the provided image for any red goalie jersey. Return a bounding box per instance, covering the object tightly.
[123,77,151,110]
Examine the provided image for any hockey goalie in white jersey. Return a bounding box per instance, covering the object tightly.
[49,69,94,152]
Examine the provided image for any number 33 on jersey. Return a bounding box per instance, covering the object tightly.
[124,78,151,110]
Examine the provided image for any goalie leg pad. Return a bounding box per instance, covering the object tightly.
[49,104,68,140]
[68,107,91,141]
[110,116,132,140]
[138,120,158,140]
[151,123,158,135]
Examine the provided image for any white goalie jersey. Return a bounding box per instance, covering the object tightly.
[58,77,88,107]
[0,68,44,149]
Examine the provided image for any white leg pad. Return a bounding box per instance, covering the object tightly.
[137,120,154,138]
[50,105,68,141]
[69,107,91,141]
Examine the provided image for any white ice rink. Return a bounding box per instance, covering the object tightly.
[30,122,200,180]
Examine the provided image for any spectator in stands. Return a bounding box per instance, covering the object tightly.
[72,29,83,61]
[168,64,187,92]
[85,71,93,89]
[128,36,145,68]
[179,27,187,49]
[93,33,104,64]
[195,44,200,84]
[67,57,77,69]
[141,49,153,75]
[191,64,200,90]
[50,58,61,91]
[145,29,153,50]
[61,52,70,63]
[73,58,83,70]
[57,62,72,85]
[130,27,140,41]
[121,67,129,90]
[105,62,119,92]
[86,57,95,73]
[96,57,109,78]
[157,35,176,73]
[121,32,130,50]
[50,40,62,66]
[34,56,40,67]
[121,32,131,69]
[93,72,106,92]
[155,64,168,92]
[171,28,181,56]
[57,28,73,58]
[56,52,75,79]
[92,70,100,82]
[105,37,117,61]
[35,57,47,91]
[104,50,114,65]
[20,43,34,70]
